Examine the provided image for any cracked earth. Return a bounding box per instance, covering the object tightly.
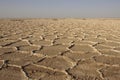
[0,19,120,80]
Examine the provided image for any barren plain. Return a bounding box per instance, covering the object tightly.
[0,19,120,80]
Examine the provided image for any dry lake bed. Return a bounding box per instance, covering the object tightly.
[0,19,120,80]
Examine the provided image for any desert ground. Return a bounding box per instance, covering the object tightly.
[0,18,120,80]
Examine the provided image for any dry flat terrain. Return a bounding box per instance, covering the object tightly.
[0,19,120,80]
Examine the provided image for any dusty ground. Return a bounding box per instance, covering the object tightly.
[0,18,120,80]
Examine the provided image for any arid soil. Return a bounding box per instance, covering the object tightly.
[0,19,120,80]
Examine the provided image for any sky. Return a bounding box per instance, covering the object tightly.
[0,0,120,18]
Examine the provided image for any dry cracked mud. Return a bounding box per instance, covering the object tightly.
[0,18,120,80]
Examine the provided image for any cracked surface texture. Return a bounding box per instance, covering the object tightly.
[0,19,120,80]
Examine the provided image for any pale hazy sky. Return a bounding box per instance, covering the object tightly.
[0,0,120,18]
